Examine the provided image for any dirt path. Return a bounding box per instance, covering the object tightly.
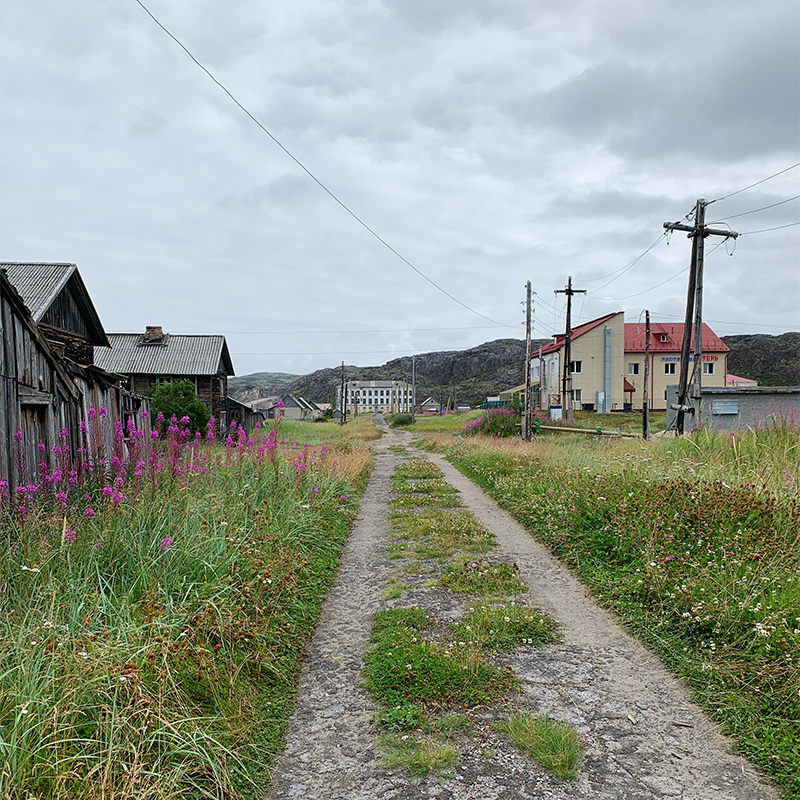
[265,423,780,800]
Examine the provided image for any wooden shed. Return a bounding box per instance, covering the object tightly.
[0,269,81,489]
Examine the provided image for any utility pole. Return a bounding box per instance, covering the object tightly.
[643,310,650,440]
[411,354,416,423]
[340,362,346,425]
[523,281,532,441]
[664,200,738,434]
[555,276,586,423]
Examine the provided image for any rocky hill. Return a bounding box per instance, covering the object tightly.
[722,332,800,386]
[287,339,545,408]
[228,372,301,407]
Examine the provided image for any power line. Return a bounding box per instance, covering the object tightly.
[649,313,796,329]
[601,240,728,302]
[580,230,673,284]
[585,233,668,296]
[234,348,454,356]
[708,194,800,223]
[707,162,800,205]
[132,0,514,329]
[175,324,509,335]
[739,221,800,236]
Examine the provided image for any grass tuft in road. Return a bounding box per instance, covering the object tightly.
[496,712,583,780]
[363,607,515,707]
[388,509,493,561]
[439,557,527,596]
[453,604,560,650]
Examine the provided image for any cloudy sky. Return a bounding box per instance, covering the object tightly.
[1,0,798,377]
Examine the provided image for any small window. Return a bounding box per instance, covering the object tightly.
[660,334,667,342]
[665,363,676,375]
[703,362,715,375]
[628,363,640,375]
[570,360,582,374]
[571,389,582,403]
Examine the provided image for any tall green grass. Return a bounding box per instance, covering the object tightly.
[0,442,369,799]
[434,427,799,797]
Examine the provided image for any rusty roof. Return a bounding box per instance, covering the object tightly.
[1,262,109,346]
[94,333,235,377]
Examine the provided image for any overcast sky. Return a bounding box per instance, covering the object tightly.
[1,0,798,377]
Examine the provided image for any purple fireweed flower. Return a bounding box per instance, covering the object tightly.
[161,536,172,550]
[84,507,95,517]
[13,430,23,442]
[64,527,77,545]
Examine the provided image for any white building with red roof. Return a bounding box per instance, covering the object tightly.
[532,313,730,413]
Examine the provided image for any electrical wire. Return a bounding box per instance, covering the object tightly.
[600,240,729,303]
[132,0,515,329]
[708,194,800,223]
[739,221,800,236]
[234,348,459,356]
[707,162,800,205]
[649,313,795,330]
[175,324,508,335]
[585,233,668,296]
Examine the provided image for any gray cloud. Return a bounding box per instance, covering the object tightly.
[0,0,797,377]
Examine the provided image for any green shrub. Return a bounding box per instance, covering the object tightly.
[390,413,414,428]
[147,378,210,432]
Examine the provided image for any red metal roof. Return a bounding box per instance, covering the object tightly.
[624,322,729,354]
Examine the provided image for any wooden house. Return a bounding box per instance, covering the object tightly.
[1,262,109,365]
[1,269,80,488]
[1,264,150,477]
[95,328,234,426]
[226,396,266,433]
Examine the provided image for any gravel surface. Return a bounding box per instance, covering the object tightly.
[265,420,780,800]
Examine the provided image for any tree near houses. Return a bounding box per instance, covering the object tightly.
[148,379,210,432]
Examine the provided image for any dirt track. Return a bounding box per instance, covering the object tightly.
[265,421,780,800]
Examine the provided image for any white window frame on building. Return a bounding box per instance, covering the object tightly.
[665,363,676,375]
[703,362,715,375]
[628,363,639,375]
[569,360,582,374]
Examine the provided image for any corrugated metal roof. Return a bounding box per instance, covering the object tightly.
[624,323,729,354]
[1,262,76,321]
[0,262,109,345]
[94,333,235,377]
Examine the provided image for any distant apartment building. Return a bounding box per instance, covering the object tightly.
[336,380,412,414]
[532,312,729,413]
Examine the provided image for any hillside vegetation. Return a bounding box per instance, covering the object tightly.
[723,332,800,386]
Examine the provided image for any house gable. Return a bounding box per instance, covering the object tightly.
[1,262,110,363]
